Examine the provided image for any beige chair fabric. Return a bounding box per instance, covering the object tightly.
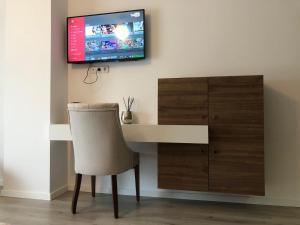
[68,103,139,176]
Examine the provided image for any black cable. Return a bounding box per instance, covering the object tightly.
[83,63,99,84]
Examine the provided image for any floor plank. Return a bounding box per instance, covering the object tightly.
[0,192,300,225]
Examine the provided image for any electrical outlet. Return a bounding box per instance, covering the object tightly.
[91,66,109,73]
[91,67,98,73]
[102,66,109,73]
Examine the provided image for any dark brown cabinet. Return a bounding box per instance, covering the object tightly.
[208,76,264,195]
[158,77,208,125]
[158,144,209,191]
[158,77,209,192]
[158,75,265,196]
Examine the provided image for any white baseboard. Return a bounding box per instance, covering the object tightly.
[137,189,300,207]
[3,182,298,207]
[68,184,300,207]
[68,184,100,193]
[50,185,68,200]
[1,189,51,200]
[1,185,68,201]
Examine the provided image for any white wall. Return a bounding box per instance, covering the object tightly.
[68,0,300,206]
[50,0,68,197]
[0,0,5,185]
[2,0,52,199]
[1,0,69,199]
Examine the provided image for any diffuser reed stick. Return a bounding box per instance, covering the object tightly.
[123,96,134,111]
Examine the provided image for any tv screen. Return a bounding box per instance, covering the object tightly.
[67,9,145,64]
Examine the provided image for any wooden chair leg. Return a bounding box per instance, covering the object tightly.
[134,165,140,202]
[72,174,82,214]
[111,175,118,219]
[91,176,96,197]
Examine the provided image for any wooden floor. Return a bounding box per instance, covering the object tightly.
[0,192,300,225]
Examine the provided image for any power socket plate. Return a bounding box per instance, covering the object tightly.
[91,66,109,73]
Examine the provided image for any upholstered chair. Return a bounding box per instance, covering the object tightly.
[68,103,140,218]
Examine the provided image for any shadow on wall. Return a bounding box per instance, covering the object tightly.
[2,170,20,194]
[264,81,300,198]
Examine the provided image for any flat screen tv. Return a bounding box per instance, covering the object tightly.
[67,9,145,64]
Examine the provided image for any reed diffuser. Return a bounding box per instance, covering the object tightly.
[121,96,134,124]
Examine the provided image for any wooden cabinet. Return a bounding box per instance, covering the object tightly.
[208,76,264,195]
[158,78,209,191]
[158,144,208,191]
[158,75,265,196]
[158,77,208,125]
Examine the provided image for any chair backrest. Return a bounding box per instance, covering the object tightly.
[68,103,137,176]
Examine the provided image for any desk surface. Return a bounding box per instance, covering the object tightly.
[50,124,209,144]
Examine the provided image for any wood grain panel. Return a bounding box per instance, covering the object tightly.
[158,77,209,191]
[209,75,263,125]
[158,144,209,191]
[209,75,264,195]
[158,78,208,125]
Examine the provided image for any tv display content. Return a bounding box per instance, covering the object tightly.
[67,9,145,63]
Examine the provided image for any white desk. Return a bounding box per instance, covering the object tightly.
[50,124,209,144]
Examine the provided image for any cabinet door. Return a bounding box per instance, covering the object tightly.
[158,77,208,125]
[158,77,209,191]
[209,76,264,195]
[158,144,208,191]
